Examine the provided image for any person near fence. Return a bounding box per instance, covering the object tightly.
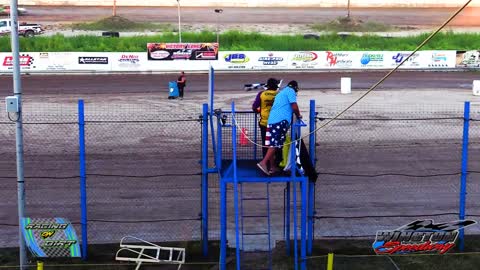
[177,71,186,100]
[252,78,280,158]
[257,80,302,175]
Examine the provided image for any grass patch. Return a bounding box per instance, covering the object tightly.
[71,16,174,32]
[2,237,480,269]
[0,31,480,52]
[310,17,396,32]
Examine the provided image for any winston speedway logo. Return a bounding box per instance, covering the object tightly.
[373,219,476,255]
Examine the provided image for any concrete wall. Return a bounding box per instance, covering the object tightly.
[2,0,480,7]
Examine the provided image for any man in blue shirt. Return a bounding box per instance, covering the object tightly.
[257,81,302,175]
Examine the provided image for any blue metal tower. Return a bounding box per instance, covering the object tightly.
[200,66,316,269]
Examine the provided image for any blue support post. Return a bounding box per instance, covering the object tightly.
[309,100,316,165]
[301,179,308,270]
[216,115,222,171]
[308,100,316,255]
[459,101,470,251]
[286,182,291,255]
[231,102,241,270]
[201,104,209,256]
[307,183,315,255]
[254,113,258,161]
[220,180,227,270]
[208,66,217,167]
[78,100,88,261]
[291,122,298,270]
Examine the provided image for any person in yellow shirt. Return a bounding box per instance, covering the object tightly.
[252,78,280,158]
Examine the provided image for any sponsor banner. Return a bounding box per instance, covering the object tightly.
[71,53,112,71]
[425,51,456,68]
[220,52,252,69]
[78,56,108,65]
[35,52,76,71]
[386,52,422,68]
[373,219,477,255]
[0,53,39,71]
[323,51,355,69]
[359,52,385,68]
[289,51,321,69]
[110,53,146,71]
[21,217,81,258]
[250,51,289,69]
[147,43,219,61]
[456,50,480,68]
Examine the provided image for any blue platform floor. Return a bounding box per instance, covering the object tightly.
[220,160,307,183]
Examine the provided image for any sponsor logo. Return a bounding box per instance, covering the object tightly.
[118,54,140,64]
[373,219,477,255]
[326,51,352,67]
[361,53,384,66]
[78,57,108,65]
[43,240,77,248]
[224,53,250,63]
[39,53,49,59]
[291,52,318,62]
[149,50,170,60]
[3,55,34,67]
[195,51,217,60]
[258,53,284,65]
[172,51,191,59]
[458,50,480,67]
[392,52,420,67]
[429,53,449,67]
[40,230,56,239]
[291,52,318,69]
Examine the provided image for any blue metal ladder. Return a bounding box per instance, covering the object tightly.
[239,182,272,270]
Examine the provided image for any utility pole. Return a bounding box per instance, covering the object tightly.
[9,0,26,269]
[347,0,351,18]
[214,9,223,44]
[177,0,182,43]
[113,0,117,16]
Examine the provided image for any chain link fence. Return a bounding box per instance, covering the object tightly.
[83,103,202,244]
[314,103,480,240]
[0,102,204,249]
[0,102,80,248]
[2,100,480,255]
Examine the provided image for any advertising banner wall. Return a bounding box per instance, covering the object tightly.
[0,50,464,73]
[147,43,219,61]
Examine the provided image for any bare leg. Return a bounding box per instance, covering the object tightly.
[259,147,276,168]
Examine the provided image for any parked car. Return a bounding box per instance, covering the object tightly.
[0,5,28,16]
[0,19,44,37]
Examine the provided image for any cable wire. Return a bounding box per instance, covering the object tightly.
[316,117,464,121]
[232,0,473,149]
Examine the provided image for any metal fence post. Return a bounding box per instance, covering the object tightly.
[201,104,209,256]
[78,100,88,260]
[459,101,470,251]
[231,102,241,270]
[308,100,316,255]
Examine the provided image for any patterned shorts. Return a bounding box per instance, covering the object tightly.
[265,120,290,147]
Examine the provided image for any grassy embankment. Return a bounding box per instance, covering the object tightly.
[0,15,478,52]
[0,31,479,52]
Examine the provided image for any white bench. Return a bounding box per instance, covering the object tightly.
[115,236,186,270]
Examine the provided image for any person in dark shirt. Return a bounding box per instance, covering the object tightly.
[177,71,186,99]
[252,78,279,158]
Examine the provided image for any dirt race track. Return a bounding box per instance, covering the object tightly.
[1,71,480,252]
[8,6,480,27]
